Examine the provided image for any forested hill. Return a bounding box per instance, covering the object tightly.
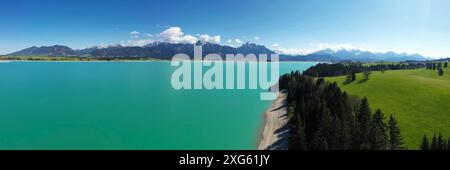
[7,42,276,60]
[278,72,404,150]
[7,42,430,62]
[303,62,426,77]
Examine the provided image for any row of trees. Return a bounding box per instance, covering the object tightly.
[426,62,446,76]
[304,62,425,78]
[426,62,447,70]
[279,72,404,150]
[344,68,371,84]
[420,133,450,150]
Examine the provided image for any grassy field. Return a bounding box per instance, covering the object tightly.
[326,67,450,149]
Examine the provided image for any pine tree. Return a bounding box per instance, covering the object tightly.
[447,138,450,150]
[431,133,439,150]
[387,115,403,150]
[337,119,352,150]
[445,62,448,68]
[310,130,328,150]
[442,134,448,150]
[368,109,388,150]
[438,68,444,76]
[420,135,430,150]
[356,98,372,149]
[362,69,370,81]
[426,63,432,69]
[345,72,353,84]
[437,133,445,150]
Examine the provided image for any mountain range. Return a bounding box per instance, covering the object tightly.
[7,42,429,62]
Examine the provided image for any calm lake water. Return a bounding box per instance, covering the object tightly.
[0,61,317,150]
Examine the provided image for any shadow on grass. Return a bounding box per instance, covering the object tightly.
[357,78,369,84]
[343,80,353,86]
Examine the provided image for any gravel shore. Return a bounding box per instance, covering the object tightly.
[257,92,290,150]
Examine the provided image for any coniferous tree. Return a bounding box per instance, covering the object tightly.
[447,138,450,150]
[356,98,372,149]
[420,135,430,150]
[368,109,388,150]
[279,72,404,150]
[387,115,403,150]
[437,133,445,150]
[351,72,356,81]
[310,130,328,150]
[292,114,308,150]
[337,119,353,150]
[438,68,444,76]
[445,62,448,68]
[426,63,433,70]
[442,134,447,150]
[362,69,370,81]
[431,133,439,150]
[345,71,353,84]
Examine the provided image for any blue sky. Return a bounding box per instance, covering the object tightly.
[1,0,449,58]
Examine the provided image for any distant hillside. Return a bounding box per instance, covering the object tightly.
[8,42,276,60]
[8,43,431,62]
[8,45,77,56]
[281,48,428,62]
[87,42,275,59]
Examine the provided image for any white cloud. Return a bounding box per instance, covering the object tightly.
[272,44,316,55]
[158,27,198,43]
[275,48,318,55]
[159,27,183,38]
[234,39,243,44]
[317,43,354,51]
[157,27,221,44]
[272,43,385,55]
[198,34,221,43]
[226,39,236,47]
[130,31,140,39]
[125,39,155,46]
[120,26,224,47]
[254,36,260,40]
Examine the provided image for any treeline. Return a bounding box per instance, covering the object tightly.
[426,61,447,76]
[0,56,159,61]
[420,133,450,150]
[303,62,425,77]
[279,72,404,150]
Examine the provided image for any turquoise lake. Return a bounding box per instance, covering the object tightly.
[0,61,317,150]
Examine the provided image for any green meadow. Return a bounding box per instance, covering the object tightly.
[326,67,450,149]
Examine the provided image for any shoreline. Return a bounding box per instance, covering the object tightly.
[0,59,167,63]
[257,92,289,150]
[0,57,324,63]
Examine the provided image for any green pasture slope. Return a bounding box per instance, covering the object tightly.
[326,67,450,149]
